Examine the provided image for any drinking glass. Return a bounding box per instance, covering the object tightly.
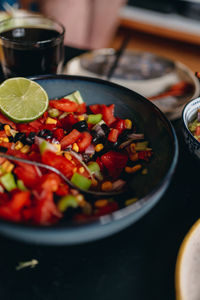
[0,15,65,78]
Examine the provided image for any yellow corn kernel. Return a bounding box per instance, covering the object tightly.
[73,167,77,173]
[45,117,57,125]
[95,199,108,208]
[53,143,61,152]
[130,143,136,153]
[76,194,86,207]
[4,125,11,136]
[2,138,9,143]
[72,143,79,152]
[1,160,14,173]
[142,168,148,175]
[20,145,30,154]
[129,153,139,161]
[79,167,85,174]
[77,115,85,121]
[91,178,98,187]
[125,198,138,206]
[64,153,72,160]
[125,164,142,174]
[125,119,132,129]
[95,144,104,152]
[101,181,113,192]
[15,141,23,150]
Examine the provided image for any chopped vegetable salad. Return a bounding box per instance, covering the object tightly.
[0,91,152,225]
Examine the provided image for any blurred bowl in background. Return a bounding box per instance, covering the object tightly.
[182,97,200,160]
[65,48,200,120]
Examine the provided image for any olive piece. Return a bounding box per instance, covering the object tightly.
[38,129,53,139]
[13,132,26,143]
[26,132,36,145]
[72,120,88,132]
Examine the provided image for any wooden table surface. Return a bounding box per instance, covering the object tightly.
[110,27,200,73]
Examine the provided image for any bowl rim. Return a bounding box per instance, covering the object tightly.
[0,74,179,233]
[182,96,200,147]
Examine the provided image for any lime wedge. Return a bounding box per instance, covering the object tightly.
[0,77,49,123]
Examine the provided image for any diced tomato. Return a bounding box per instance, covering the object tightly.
[0,206,21,222]
[53,128,64,141]
[55,183,69,196]
[40,173,61,192]
[28,151,41,162]
[42,150,74,178]
[138,150,152,161]
[0,192,9,205]
[49,98,78,112]
[77,103,86,114]
[102,104,116,126]
[108,128,119,143]
[0,112,16,129]
[89,104,102,114]
[40,124,58,131]
[112,118,125,134]
[60,129,81,149]
[96,157,104,172]
[77,132,92,152]
[32,190,62,225]
[0,190,31,222]
[0,131,7,137]
[59,113,77,131]
[17,124,38,133]
[195,125,200,136]
[9,190,31,211]
[95,201,118,216]
[29,119,42,130]
[0,141,12,150]
[14,163,41,189]
[101,151,128,178]
[39,111,48,123]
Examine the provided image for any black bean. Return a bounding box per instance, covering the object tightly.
[38,129,53,139]
[101,124,109,135]
[26,132,36,145]
[118,129,133,143]
[0,123,4,131]
[72,120,88,132]
[91,130,104,144]
[82,153,91,163]
[8,136,14,142]
[0,146,7,153]
[13,132,26,143]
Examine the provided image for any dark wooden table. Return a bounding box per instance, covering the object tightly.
[0,49,199,300]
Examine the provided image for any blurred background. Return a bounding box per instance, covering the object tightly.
[14,0,200,72]
[0,0,200,70]
[1,0,200,117]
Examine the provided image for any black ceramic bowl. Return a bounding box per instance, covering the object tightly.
[182,97,200,159]
[0,75,178,245]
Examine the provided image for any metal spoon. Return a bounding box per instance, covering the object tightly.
[0,153,124,197]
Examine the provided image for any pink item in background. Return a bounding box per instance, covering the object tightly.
[39,0,126,49]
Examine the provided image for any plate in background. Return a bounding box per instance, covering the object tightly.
[64,48,200,120]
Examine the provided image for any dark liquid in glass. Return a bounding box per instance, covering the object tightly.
[0,27,64,78]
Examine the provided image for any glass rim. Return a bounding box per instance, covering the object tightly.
[0,15,65,46]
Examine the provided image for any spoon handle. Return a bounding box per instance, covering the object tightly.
[0,152,122,197]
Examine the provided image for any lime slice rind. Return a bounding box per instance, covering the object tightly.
[0,77,49,123]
